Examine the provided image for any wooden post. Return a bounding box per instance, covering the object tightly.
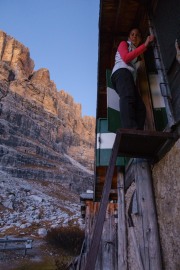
[117,168,127,269]
[129,227,144,270]
[134,159,162,270]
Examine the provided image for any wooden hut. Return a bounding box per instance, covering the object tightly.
[76,1,180,269]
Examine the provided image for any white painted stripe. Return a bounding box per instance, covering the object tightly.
[149,74,165,108]
[107,87,120,111]
[96,132,116,149]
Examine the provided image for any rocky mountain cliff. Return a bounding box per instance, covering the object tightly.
[0,30,95,234]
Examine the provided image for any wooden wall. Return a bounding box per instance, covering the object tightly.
[80,201,118,270]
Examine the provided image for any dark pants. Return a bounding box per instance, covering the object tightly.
[111,68,146,130]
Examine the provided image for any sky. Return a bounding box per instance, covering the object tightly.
[0,0,100,117]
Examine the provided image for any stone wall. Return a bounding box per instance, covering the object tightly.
[152,139,180,270]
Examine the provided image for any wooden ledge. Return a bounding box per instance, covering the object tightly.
[116,128,176,160]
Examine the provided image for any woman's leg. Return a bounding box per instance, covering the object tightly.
[111,69,141,129]
[135,90,146,129]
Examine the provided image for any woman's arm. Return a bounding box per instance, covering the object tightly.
[118,41,147,63]
[119,36,154,64]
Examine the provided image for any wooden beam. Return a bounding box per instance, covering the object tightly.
[134,159,162,269]
[117,168,127,269]
[125,158,135,191]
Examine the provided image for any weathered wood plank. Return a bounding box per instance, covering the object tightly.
[125,158,135,191]
[134,159,162,270]
[129,227,144,270]
[117,169,127,269]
